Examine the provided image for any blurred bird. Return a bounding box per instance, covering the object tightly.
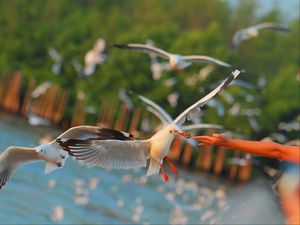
[83,38,107,76]
[232,22,291,49]
[58,69,242,182]
[48,47,63,75]
[146,39,171,80]
[31,81,52,99]
[112,43,231,70]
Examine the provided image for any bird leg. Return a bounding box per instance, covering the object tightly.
[159,163,169,182]
[164,156,178,175]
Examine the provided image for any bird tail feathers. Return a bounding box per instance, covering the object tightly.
[146,158,160,176]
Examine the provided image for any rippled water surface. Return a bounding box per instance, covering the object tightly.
[0,112,285,224]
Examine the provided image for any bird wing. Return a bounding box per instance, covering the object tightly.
[137,95,173,124]
[173,69,243,126]
[182,55,231,67]
[0,147,40,189]
[181,123,223,131]
[57,126,134,140]
[254,22,291,32]
[232,30,244,49]
[58,138,150,169]
[57,127,150,169]
[94,38,106,53]
[112,43,171,59]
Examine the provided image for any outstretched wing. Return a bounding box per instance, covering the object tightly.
[57,127,150,169]
[138,95,173,124]
[59,139,150,169]
[232,30,245,49]
[112,43,171,59]
[57,126,134,140]
[0,147,40,189]
[173,69,243,126]
[181,123,223,131]
[182,55,231,68]
[254,22,291,32]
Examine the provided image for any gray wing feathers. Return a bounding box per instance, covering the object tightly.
[0,147,39,189]
[138,95,173,124]
[67,140,150,169]
[57,126,103,140]
[182,55,231,67]
[173,69,242,126]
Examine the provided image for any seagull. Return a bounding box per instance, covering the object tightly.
[145,39,171,80]
[232,22,291,49]
[83,38,107,76]
[48,47,63,75]
[0,70,241,189]
[31,81,52,99]
[137,94,222,131]
[112,43,231,70]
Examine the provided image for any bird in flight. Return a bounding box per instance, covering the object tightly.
[112,43,231,70]
[232,22,291,49]
[0,70,242,189]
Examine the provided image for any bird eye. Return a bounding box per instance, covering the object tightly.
[40,149,44,153]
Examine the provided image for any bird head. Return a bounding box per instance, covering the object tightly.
[35,144,47,158]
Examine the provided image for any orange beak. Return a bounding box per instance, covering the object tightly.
[177,131,191,138]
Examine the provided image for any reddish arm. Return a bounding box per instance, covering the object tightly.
[194,133,300,164]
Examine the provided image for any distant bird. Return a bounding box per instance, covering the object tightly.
[119,88,134,110]
[31,81,52,99]
[145,39,171,80]
[112,43,231,70]
[70,59,84,79]
[59,69,242,182]
[27,112,52,127]
[48,47,63,75]
[83,38,107,76]
[232,22,291,49]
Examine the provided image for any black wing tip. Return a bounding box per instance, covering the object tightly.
[111,43,129,49]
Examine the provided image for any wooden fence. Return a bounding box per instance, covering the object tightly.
[0,72,252,181]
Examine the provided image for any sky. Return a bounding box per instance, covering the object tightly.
[228,0,299,20]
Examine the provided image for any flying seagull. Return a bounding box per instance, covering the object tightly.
[112,43,231,70]
[83,38,107,76]
[48,47,63,75]
[0,70,241,189]
[57,69,242,182]
[232,22,291,49]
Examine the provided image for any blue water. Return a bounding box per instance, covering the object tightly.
[0,112,285,224]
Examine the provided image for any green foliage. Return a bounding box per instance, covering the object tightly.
[0,0,299,141]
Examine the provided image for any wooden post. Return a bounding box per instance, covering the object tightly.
[114,104,130,131]
[229,151,241,180]
[213,147,226,175]
[194,145,213,171]
[168,137,183,161]
[3,72,22,112]
[20,78,35,115]
[128,107,142,133]
[53,89,69,123]
[71,91,86,127]
[182,144,193,167]
[238,154,253,182]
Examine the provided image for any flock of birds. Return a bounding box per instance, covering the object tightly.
[0,22,293,190]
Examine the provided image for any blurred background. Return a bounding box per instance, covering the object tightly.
[0,0,299,224]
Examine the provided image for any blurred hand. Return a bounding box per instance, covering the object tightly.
[193,133,231,147]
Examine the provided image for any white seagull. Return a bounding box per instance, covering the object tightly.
[232,22,291,49]
[83,38,107,76]
[48,47,63,75]
[0,70,241,189]
[112,43,231,70]
[57,69,241,182]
